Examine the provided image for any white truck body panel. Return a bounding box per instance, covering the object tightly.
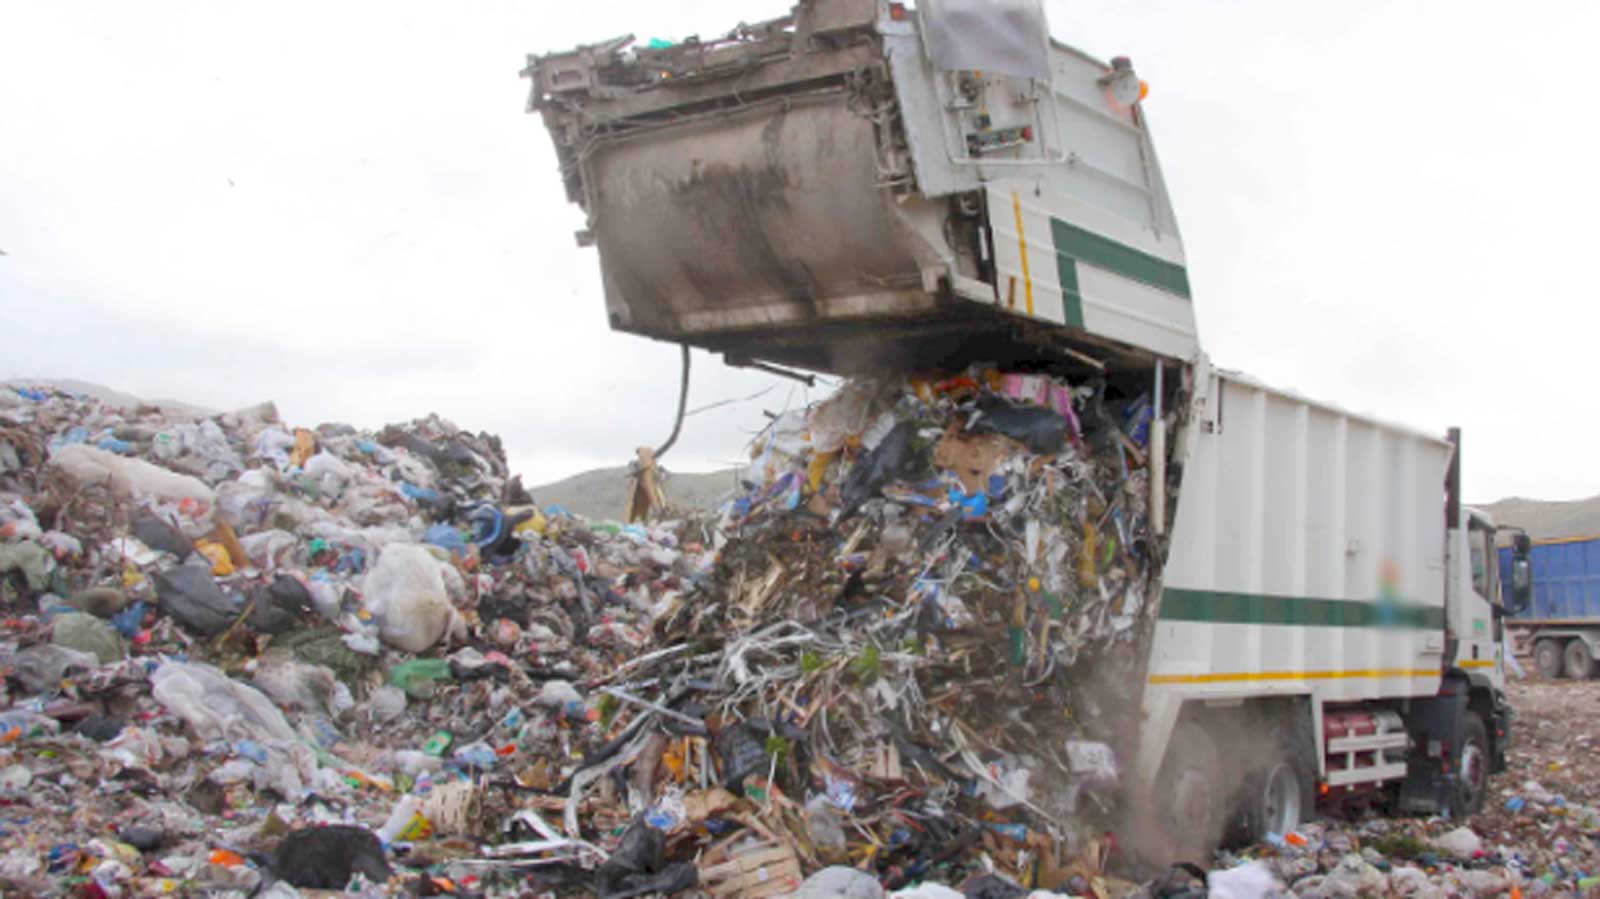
[986,179,1197,359]
[1136,361,1454,782]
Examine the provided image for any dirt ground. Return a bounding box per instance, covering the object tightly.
[1471,676,1600,870]
[1494,677,1600,808]
[1415,675,1600,893]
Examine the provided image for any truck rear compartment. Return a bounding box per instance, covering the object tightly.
[525,0,1194,376]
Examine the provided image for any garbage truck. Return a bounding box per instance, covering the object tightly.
[1497,535,1600,679]
[523,0,1529,847]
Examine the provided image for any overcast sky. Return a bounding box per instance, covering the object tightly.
[2,1,1596,503]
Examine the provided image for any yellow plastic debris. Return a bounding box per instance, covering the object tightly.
[514,507,547,536]
[289,428,317,468]
[194,540,235,576]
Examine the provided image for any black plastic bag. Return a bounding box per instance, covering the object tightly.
[74,714,126,742]
[841,421,922,513]
[271,825,393,889]
[714,722,769,790]
[601,862,698,899]
[972,396,1069,455]
[249,575,314,634]
[153,565,236,635]
[117,825,165,853]
[594,818,665,894]
[132,515,193,560]
[962,873,1028,899]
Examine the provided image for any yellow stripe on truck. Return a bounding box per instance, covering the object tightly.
[1011,190,1034,316]
[1457,659,1496,669]
[1148,668,1441,685]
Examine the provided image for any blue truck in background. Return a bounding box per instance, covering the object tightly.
[1499,537,1600,678]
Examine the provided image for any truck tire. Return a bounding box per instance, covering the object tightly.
[1155,721,1226,855]
[1232,710,1316,844]
[1565,640,1595,679]
[1534,639,1564,679]
[1239,755,1310,842]
[1451,712,1490,816]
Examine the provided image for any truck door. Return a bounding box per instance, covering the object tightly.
[1455,513,1504,681]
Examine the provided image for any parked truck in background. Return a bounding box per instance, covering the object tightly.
[1499,536,1600,678]
[524,0,1531,846]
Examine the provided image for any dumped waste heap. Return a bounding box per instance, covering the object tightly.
[0,371,1177,897]
[611,368,1177,894]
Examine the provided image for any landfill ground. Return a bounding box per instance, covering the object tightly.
[1,379,1596,898]
[1201,675,1600,899]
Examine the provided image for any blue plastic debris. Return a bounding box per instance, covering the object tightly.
[400,483,440,503]
[949,486,988,519]
[111,602,147,639]
[425,523,467,555]
[49,426,89,452]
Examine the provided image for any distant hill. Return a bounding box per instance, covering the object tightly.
[527,465,746,521]
[1477,496,1600,542]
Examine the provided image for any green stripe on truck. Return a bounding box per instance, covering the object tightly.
[1160,588,1446,629]
[1049,218,1192,301]
[1057,250,1084,327]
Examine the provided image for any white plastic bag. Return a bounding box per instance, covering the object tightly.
[50,444,215,514]
[362,544,463,653]
[151,660,296,743]
[796,866,885,899]
[1208,860,1283,899]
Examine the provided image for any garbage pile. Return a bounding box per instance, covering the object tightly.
[626,369,1177,893]
[1207,820,1526,899]
[0,370,1178,897]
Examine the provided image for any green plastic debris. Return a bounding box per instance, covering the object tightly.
[279,627,378,686]
[0,541,51,592]
[423,730,454,757]
[52,612,126,664]
[597,693,621,729]
[849,644,881,683]
[1008,626,1026,665]
[390,658,452,699]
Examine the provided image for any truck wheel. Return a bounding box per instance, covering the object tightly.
[1240,757,1309,841]
[1565,640,1595,679]
[1450,712,1490,816]
[1534,639,1564,679]
[1155,721,1226,855]
[1232,710,1317,844]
